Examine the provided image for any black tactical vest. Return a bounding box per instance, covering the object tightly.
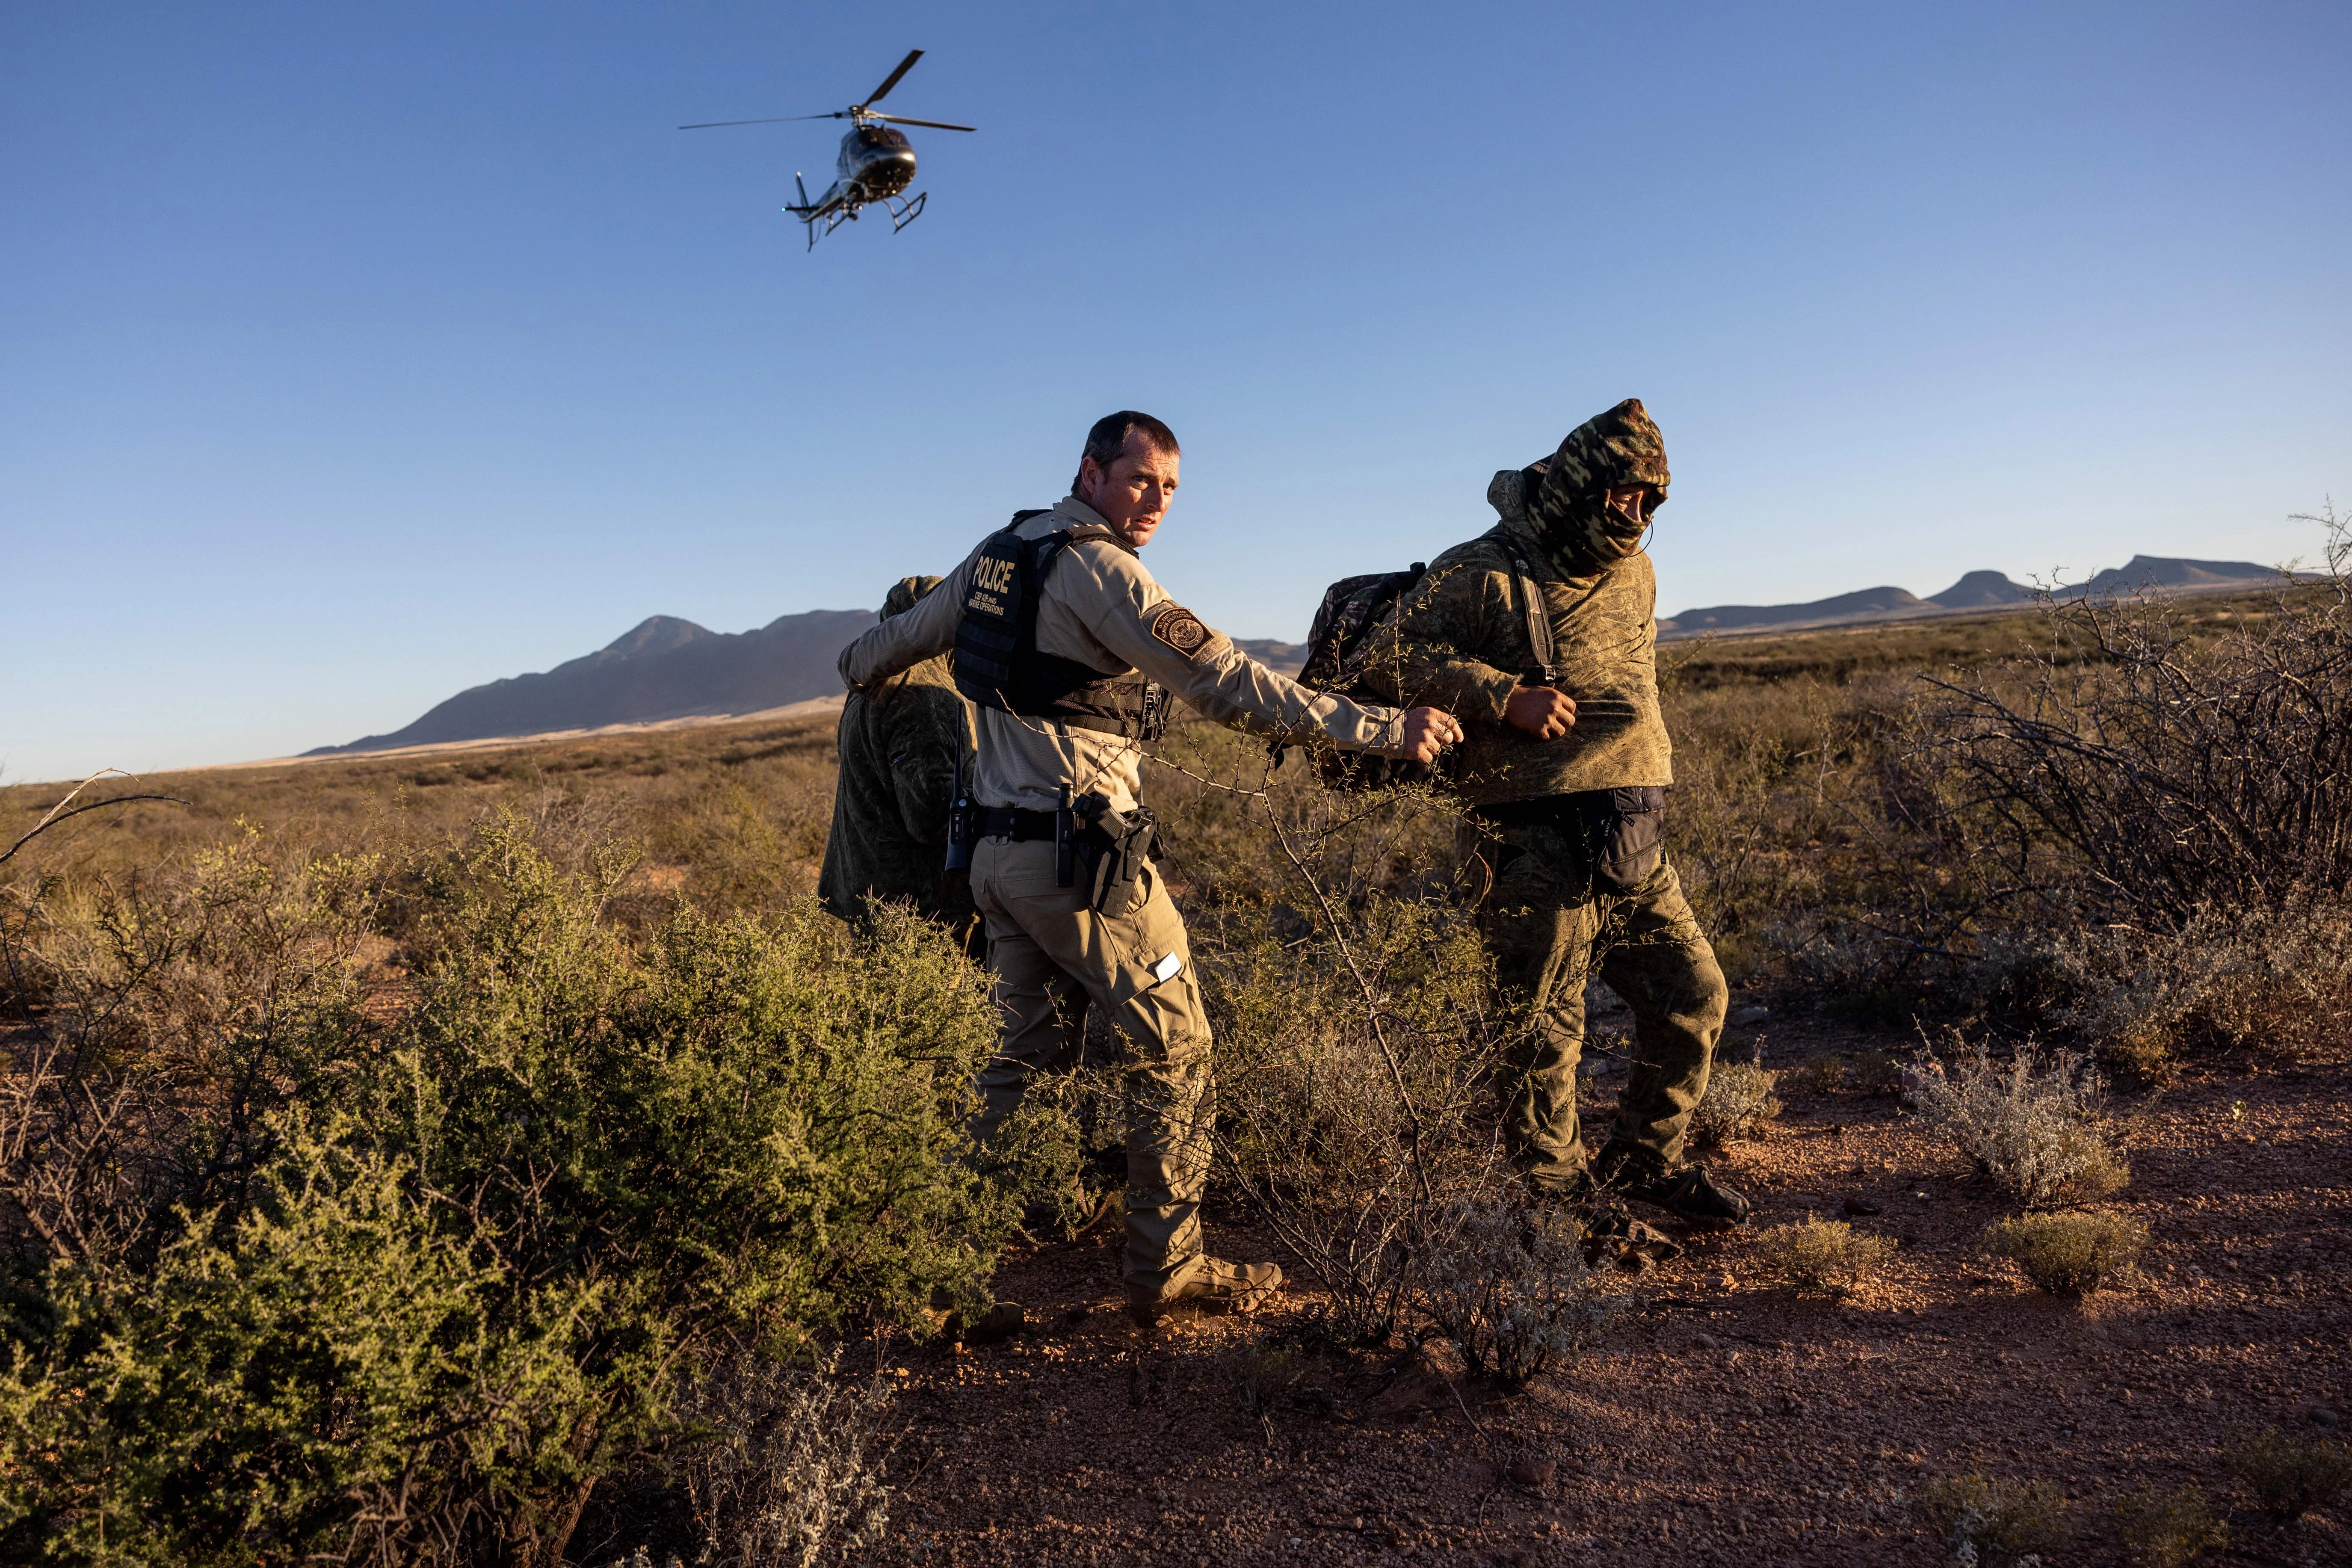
[952,512,1171,741]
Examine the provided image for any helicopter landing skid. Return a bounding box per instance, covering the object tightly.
[801,190,928,250]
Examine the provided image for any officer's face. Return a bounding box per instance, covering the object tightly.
[1078,434,1180,548]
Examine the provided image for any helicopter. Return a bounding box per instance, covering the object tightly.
[680,49,974,250]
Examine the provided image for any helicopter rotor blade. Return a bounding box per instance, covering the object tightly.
[678,111,846,130]
[867,113,976,132]
[861,49,923,108]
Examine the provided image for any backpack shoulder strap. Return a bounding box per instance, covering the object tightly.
[1492,534,1557,685]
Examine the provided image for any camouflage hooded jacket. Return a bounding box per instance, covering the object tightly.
[1354,399,1675,805]
[817,577,979,927]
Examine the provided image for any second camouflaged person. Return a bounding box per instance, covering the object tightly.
[1356,398,1749,1226]
[817,575,983,957]
[839,411,1460,1325]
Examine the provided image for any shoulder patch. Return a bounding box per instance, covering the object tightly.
[1149,604,1213,660]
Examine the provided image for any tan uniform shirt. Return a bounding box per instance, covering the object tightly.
[838,497,1408,812]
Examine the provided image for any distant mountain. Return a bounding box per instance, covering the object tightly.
[308,609,873,755]
[1232,638,1307,676]
[1658,556,2278,639]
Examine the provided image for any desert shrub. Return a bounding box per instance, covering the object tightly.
[2111,1485,2227,1567]
[1756,1213,1896,1297]
[2222,1426,2352,1521]
[1904,1040,2129,1207]
[1982,1211,2145,1296]
[2045,896,2352,1080]
[1921,1473,2070,1567]
[1420,1195,1615,1387]
[1226,1335,1308,1420]
[1919,509,2352,928]
[1689,1059,1782,1144]
[0,816,1006,1566]
[1788,1054,1846,1095]
[1169,746,1518,1348]
[1849,1048,1905,1095]
[667,1346,895,1568]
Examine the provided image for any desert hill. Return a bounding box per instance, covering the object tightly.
[307,609,874,756]
[1657,554,2279,639]
[303,556,2271,755]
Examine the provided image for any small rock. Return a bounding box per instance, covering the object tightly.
[1692,1332,1721,1352]
[1729,1005,1772,1027]
[1508,1457,1557,1489]
[1841,1197,1884,1217]
[2308,1404,2342,1429]
[952,1301,1025,1345]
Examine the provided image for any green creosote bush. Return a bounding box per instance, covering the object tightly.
[1921,1473,2070,1568]
[1420,1195,1616,1388]
[1689,1059,1783,1145]
[2222,1426,2352,1521]
[1755,1213,1897,1298]
[1981,1211,2146,1297]
[0,813,1009,1568]
[1903,1040,2129,1207]
[2110,1485,2227,1568]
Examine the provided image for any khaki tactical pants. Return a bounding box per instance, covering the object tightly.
[1463,817,1729,1192]
[967,836,1213,1291]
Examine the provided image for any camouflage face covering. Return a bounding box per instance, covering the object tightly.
[882,574,945,622]
[1521,398,1671,577]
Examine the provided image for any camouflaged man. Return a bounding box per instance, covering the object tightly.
[839,411,1460,1325]
[1356,398,1750,1226]
[817,575,984,958]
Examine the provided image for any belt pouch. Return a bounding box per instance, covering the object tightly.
[1575,786,1668,893]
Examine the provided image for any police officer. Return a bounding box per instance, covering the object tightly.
[1355,399,1750,1226]
[838,411,1459,1324]
[817,574,984,957]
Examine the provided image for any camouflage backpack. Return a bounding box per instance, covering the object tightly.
[1293,539,1556,790]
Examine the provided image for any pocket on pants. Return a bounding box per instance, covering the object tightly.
[1581,787,1667,894]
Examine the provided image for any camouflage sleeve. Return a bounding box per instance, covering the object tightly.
[1351,552,1524,724]
[879,685,968,846]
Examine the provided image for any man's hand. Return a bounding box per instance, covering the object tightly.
[1505,685,1578,741]
[1399,706,1462,766]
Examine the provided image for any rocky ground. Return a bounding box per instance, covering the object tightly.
[867,1022,2352,1567]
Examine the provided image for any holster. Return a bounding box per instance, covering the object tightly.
[1073,799,1159,917]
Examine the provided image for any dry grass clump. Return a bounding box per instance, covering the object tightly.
[1922,1472,2070,1566]
[2110,1485,2227,1567]
[2222,1426,2352,1521]
[1849,1048,1905,1095]
[1788,1055,1846,1095]
[669,1348,896,1568]
[1756,1214,1896,1298]
[1421,1196,1617,1387]
[2046,896,2352,1083]
[1905,1041,2129,1207]
[1689,1060,1782,1145]
[1981,1211,2145,1296]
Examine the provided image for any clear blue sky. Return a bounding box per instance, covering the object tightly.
[5,1,2347,782]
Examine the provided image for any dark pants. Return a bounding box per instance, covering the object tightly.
[1461,816,1729,1192]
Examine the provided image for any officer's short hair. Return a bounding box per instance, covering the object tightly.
[1077,411,1180,487]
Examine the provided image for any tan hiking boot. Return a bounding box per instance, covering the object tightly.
[1124,1256,1284,1326]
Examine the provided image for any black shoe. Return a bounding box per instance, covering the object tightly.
[1595,1143,1751,1226]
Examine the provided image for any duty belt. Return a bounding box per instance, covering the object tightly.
[978,806,1065,841]
[1473,785,1667,829]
